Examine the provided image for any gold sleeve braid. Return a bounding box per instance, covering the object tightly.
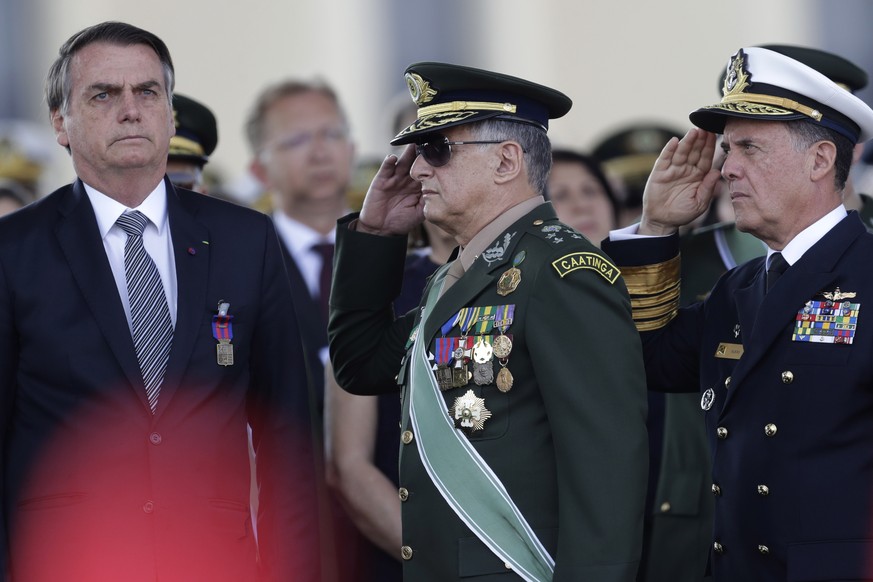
[621,255,681,332]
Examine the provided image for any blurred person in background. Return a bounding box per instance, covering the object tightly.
[546,148,619,247]
[245,77,359,582]
[166,93,218,195]
[592,123,683,227]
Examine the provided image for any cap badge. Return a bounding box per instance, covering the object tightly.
[405,72,437,106]
[723,49,751,97]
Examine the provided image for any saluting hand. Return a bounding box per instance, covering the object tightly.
[357,144,424,236]
[639,128,722,236]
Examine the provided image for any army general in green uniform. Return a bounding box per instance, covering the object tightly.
[327,63,648,581]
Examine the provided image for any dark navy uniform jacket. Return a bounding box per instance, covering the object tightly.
[604,211,873,582]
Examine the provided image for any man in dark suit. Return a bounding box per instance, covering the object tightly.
[328,62,648,581]
[245,78,361,581]
[602,46,873,581]
[0,21,318,582]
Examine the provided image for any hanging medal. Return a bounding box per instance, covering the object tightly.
[471,335,495,385]
[469,305,497,386]
[497,251,526,296]
[451,307,481,388]
[213,301,234,366]
[493,304,515,392]
[433,336,457,390]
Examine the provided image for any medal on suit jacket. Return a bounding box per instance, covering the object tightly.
[493,304,515,392]
[450,389,492,433]
[472,335,495,385]
[497,251,525,296]
[434,336,457,390]
[213,301,234,366]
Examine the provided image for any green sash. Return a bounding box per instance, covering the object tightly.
[408,264,555,581]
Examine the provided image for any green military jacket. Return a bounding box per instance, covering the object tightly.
[329,203,648,581]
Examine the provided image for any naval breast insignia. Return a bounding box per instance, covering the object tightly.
[213,301,234,366]
[449,389,492,433]
[497,251,525,296]
[793,289,860,344]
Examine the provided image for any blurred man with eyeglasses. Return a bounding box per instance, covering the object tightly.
[245,78,361,581]
[327,62,648,581]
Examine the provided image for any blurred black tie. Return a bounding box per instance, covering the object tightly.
[766,252,788,293]
[312,242,334,326]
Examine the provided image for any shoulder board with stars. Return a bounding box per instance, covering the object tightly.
[527,219,587,246]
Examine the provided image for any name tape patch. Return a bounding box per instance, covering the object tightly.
[551,252,620,284]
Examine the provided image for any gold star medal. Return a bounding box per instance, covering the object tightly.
[449,389,492,433]
[497,251,526,296]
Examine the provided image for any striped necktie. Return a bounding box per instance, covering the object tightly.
[117,211,174,413]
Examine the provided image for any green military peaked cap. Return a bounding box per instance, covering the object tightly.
[169,93,218,165]
[391,62,572,145]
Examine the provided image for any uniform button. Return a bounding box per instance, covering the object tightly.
[757,484,770,496]
[149,432,162,445]
[533,219,544,226]
[724,376,732,389]
[758,544,770,555]
[711,483,722,496]
[142,501,154,514]
[399,487,409,502]
[504,562,513,570]
[713,541,724,554]
[764,423,778,437]
[659,501,672,513]
[401,546,414,560]
[781,370,794,384]
[717,427,728,439]
[401,430,414,444]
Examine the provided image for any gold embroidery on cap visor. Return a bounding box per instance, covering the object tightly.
[168,135,206,158]
[395,111,480,139]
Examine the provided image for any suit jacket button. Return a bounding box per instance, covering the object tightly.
[717,427,728,439]
[724,376,732,389]
[711,483,722,496]
[401,430,414,444]
[758,544,770,555]
[149,432,162,445]
[764,423,778,437]
[401,546,414,560]
[757,484,770,496]
[142,501,154,514]
[659,501,671,513]
[713,541,724,554]
[781,370,794,384]
[399,487,409,502]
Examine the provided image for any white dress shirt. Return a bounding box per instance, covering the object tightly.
[608,204,848,269]
[84,181,178,330]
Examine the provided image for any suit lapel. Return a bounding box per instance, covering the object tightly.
[55,180,148,407]
[156,181,210,416]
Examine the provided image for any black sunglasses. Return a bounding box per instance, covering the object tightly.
[415,134,504,167]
